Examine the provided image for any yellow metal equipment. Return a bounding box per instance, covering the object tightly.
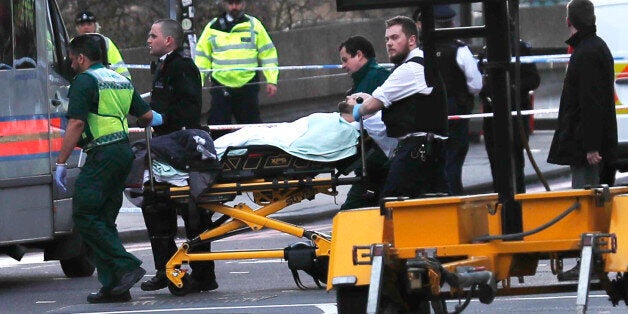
[328,186,628,313]
[156,175,352,295]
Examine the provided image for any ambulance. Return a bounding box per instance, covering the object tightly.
[594,0,628,169]
[0,0,94,277]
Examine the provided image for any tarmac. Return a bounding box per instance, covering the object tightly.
[116,128,571,244]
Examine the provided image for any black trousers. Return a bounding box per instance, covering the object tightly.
[382,136,448,198]
[208,76,261,125]
[141,196,215,282]
[483,116,528,194]
[445,119,470,196]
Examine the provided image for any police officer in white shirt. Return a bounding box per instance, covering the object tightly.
[350,16,448,198]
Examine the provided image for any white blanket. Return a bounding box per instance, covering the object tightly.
[214,112,359,162]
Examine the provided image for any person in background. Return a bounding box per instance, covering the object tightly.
[411,7,423,47]
[140,19,217,293]
[548,0,615,188]
[548,0,616,281]
[75,10,131,80]
[480,29,540,194]
[195,0,278,136]
[566,44,617,187]
[54,34,154,303]
[338,35,395,209]
[430,5,482,195]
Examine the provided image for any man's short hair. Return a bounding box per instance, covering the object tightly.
[567,0,596,30]
[69,34,103,62]
[339,36,376,59]
[154,19,184,47]
[385,16,418,40]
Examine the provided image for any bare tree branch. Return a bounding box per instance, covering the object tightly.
[57,0,411,48]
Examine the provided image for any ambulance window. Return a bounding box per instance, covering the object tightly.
[46,12,57,67]
[0,0,11,70]
[13,0,36,69]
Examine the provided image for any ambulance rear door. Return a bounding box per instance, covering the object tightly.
[0,0,73,246]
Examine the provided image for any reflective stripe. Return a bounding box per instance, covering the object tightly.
[258,43,275,52]
[195,50,211,60]
[83,131,127,152]
[212,58,258,66]
[210,39,256,51]
[248,18,256,46]
[260,58,278,65]
[118,70,131,77]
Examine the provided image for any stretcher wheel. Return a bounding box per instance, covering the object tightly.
[168,273,194,297]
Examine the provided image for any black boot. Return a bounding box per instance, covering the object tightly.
[189,246,218,292]
[87,288,132,303]
[190,276,219,292]
[141,271,168,291]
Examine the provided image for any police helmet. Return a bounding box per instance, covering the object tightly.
[75,10,96,24]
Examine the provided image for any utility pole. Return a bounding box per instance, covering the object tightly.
[167,0,197,58]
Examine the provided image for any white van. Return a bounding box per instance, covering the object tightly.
[0,0,93,277]
[594,0,628,170]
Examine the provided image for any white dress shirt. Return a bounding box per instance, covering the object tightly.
[371,48,433,108]
[352,111,398,158]
[456,46,483,95]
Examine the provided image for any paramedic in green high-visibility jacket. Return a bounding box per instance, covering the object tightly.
[54,34,157,304]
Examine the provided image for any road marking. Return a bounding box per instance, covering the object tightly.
[315,303,338,314]
[77,302,338,314]
[0,254,47,268]
[226,258,284,264]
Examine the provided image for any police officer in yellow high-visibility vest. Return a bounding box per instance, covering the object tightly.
[54,34,159,303]
[195,0,278,131]
[75,10,132,80]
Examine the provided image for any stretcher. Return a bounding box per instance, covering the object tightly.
[137,126,367,296]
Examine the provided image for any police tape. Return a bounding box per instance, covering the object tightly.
[126,105,628,133]
[115,51,628,72]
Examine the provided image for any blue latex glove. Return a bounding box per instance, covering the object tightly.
[55,164,67,192]
[151,110,163,126]
[352,103,363,122]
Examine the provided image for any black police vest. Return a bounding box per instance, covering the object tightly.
[436,40,474,112]
[381,56,448,137]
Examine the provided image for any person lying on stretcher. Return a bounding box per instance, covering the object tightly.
[130,108,397,187]
[213,112,359,162]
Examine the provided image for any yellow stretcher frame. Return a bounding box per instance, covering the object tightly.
[158,175,357,294]
[328,186,628,312]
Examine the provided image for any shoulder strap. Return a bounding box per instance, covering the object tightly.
[407,56,424,65]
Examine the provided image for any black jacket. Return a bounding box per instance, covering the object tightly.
[481,40,540,112]
[151,48,202,136]
[548,26,617,166]
[436,39,474,114]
